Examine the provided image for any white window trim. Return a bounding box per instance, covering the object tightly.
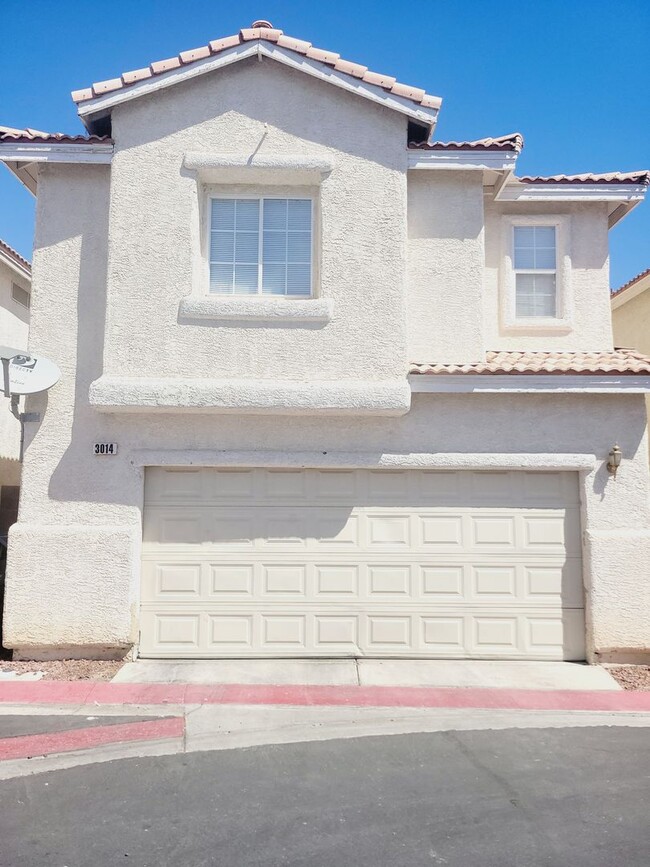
[205,191,316,299]
[500,214,573,333]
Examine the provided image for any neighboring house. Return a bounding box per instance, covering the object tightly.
[0,240,30,545]
[0,21,649,664]
[612,269,650,460]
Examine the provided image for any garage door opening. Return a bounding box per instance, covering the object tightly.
[140,468,585,660]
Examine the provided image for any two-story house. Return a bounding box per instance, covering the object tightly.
[0,240,30,547]
[1,21,649,664]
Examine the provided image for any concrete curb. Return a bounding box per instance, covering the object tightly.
[1,682,650,712]
[0,716,185,761]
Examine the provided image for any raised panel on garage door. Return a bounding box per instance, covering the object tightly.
[140,468,585,659]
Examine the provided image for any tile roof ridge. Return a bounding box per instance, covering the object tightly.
[70,21,442,114]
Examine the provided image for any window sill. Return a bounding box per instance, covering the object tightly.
[179,295,333,324]
[502,318,573,334]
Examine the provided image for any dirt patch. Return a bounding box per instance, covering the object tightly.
[0,659,124,681]
[604,665,650,691]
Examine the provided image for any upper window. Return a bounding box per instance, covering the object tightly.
[209,197,312,297]
[11,282,30,309]
[513,225,557,318]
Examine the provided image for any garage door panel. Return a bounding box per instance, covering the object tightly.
[141,468,585,659]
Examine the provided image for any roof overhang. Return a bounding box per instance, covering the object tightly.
[495,181,647,227]
[0,140,113,194]
[611,274,650,310]
[409,374,650,393]
[77,41,440,135]
[0,248,31,281]
[407,148,519,194]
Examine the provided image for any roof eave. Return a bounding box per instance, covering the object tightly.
[76,41,440,134]
[409,373,650,393]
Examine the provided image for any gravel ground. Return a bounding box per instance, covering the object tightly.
[0,659,124,681]
[604,665,650,691]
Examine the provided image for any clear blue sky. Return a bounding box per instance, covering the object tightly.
[1,0,648,288]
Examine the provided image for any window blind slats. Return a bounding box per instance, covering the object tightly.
[513,225,557,318]
[210,197,312,296]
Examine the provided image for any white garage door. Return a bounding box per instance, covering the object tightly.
[140,468,585,659]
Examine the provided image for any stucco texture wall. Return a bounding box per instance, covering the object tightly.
[0,258,29,467]
[101,57,408,384]
[407,171,485,363]
[612,282,650,462]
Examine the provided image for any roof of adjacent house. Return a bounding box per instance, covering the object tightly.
[410,349,650,376]
[0,238,31,274]
[611,268,650,300]
[0,125,110,144]
[408,133,524,152]
[70,19,442,116]
[518,172,650,186]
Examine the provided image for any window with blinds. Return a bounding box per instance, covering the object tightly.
[209,197,313,297]
[513,226,557,318]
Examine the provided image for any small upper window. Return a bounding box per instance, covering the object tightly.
[11,282,30,309]
[513,225,557,318]
[209,197,312,297]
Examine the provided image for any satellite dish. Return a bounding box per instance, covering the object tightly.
[4,352,61,395]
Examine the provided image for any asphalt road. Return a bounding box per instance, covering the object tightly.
[1,726,648,866]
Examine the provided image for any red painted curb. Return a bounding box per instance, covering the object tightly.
[0,716,184,761]
[0,681,650,712]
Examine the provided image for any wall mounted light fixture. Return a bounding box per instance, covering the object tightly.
[607,443,622,479]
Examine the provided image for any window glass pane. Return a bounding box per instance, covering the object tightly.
[209,263,234,294]
[516,273,556,317]
[233,264,258,294]
[262,264,286,295]
[514,225,556,270]
[287,199,311,230]
[263,231,286,262]
[235,231,259,263]
[263,199,288,231]
[287,231,311,263]
[210,231,234,262]
[235,199,259,231]
[211,199,235,231]
[287,264,311,296]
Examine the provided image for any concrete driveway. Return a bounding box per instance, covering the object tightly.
[1,725,648,867]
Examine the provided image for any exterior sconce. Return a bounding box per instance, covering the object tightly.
[607,443,622,479]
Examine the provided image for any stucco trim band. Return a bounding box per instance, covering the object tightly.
[178,295,333,323]
[89,377,411,416]
[128,449,596,471]
[183,152,334,184]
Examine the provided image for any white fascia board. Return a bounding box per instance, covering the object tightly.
[0,143,113,164]
[496,183,647,203]
[77,42,440,129]
[409,374,650,393]
[130,448,596,472]
[408,150,518,172]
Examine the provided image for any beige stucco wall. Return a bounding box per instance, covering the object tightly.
[3,57,649,661]
[612,275,650,461]
[0,255,29,482]
[407,171,485,362]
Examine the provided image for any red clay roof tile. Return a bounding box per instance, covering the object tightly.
[410,349,650,376]
[409,133,524,152]
[0,238,31,273]
[0,126,111,144]
[518,172,650,186]
[611,268,650,298]
[71,20,443,113]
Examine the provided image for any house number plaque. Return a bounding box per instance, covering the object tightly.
[93,442,118,456]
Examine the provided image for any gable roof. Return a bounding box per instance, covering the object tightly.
[71,20,442,136]
[0,238,31,278]
[611,268,650,310]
